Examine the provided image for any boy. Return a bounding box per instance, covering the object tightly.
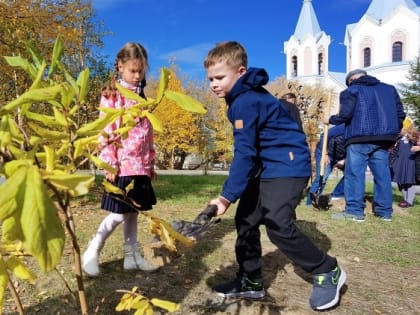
[205,41,346,311]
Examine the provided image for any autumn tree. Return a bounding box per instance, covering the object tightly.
[152,68,203,169]
[266,78,335,177]
[181,79,232,170]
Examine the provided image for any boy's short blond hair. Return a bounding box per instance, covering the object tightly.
[204,41,248,69]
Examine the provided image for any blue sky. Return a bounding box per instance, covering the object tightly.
[92,0,419,82]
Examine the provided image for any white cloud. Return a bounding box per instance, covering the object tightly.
[157,42,214,65]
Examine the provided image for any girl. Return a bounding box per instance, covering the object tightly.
[390,119,417,208]
[82,42,159,276]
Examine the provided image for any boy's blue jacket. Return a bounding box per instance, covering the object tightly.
[221,67,311,203]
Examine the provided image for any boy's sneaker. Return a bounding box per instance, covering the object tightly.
[310,266,347,311]
[213,276,265,299]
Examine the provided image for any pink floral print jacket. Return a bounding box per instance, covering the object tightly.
[98,80,155,178]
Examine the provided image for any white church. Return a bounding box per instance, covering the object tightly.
[284,0,420,110]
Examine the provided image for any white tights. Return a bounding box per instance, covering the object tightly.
[92,212,138,246]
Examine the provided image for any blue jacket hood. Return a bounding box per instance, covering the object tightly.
[226,67,268,104]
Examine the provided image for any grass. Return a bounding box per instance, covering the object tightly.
[3,173,420,314]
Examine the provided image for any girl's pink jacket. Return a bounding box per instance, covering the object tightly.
[98,80,155,177]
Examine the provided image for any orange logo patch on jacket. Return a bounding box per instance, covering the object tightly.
[235,120,243,129]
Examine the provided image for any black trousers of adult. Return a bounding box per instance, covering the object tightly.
[235,177,337,280]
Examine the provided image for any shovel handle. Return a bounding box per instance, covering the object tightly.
[320,92,332,177]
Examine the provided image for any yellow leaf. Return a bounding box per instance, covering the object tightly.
[155,68,170,103]
[143,213,195,251]
[133,300,153,315]
[150,298,180,312]
[125,180,135,194]
[42,172,95,197]
[164,90,207,114]
[102,179,124,195]
[89,155,117,174]
[5,256,37,283]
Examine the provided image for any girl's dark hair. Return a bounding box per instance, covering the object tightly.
[102,42,149,99]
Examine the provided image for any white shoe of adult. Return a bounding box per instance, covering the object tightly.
[123,243,159,272]
[82,238,103,276]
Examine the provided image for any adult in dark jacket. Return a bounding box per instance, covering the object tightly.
[280,92,303,131]
[205,41,345,311]
[307,124,346,206]
[326,69,406,222]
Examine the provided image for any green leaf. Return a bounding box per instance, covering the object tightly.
[43,172,95,197]
[27,45,44,69]
[53,107,69,126]
[60,64,78,92]
[25,111,66,127]
[77,68,90,104]
[19,166,65,272]
[27,122,68,140]
[0,115,12,148]
[48,37,63,78]
[155,68,171,103]
[73,135,99,159]
[0,259,9,311]
[143,111,163,133]
[77,111,121,136]
[0,85,63,115]
[164,91,207,114]
[44,146,55,171]
[60,82,76,108]
[29,60,47,90]
[115,82,143,103]
[3,55,36,78]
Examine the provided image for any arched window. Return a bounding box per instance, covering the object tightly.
[292,56,298,77]
[318,53,323,75]
[363,48,371,67]
[392,41,403,62]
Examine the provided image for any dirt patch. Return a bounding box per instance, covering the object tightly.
[3,189,419,315]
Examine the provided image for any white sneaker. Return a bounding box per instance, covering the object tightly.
[123,243,159,272]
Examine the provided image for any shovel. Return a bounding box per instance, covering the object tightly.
[170,204,220,240]
[311,92,332,210]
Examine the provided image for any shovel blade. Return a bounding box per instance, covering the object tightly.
[310,192,331,210]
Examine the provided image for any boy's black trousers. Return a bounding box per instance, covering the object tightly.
[235,177,337,280]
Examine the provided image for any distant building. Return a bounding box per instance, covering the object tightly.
[284,0,420,113]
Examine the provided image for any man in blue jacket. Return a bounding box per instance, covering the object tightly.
[204,41,346,311]
[326,69,406,222]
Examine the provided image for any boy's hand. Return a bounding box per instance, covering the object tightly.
[209,196,231,216]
